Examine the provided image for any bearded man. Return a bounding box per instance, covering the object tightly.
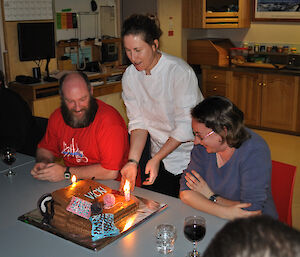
[31,72,129,182]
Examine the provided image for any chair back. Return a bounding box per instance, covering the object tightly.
[271,160,296,226]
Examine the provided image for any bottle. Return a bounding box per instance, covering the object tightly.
[291,47,297,54]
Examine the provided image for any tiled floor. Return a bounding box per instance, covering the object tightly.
[254,129,300,230]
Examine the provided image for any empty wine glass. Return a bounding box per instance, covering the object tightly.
[1,147,16,176]
[184,216,206,257]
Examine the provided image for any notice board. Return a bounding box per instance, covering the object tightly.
[3,0,53,21]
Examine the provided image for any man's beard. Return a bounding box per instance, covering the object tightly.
[61,97,98,128]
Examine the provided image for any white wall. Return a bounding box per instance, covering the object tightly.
[54,0,117,41]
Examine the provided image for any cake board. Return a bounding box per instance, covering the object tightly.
[18,195,167,251]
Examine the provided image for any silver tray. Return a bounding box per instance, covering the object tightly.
[18,195,167,251]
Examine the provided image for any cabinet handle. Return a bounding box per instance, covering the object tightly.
[213,75,218,79]
[213,87,217,91]
[258,82,262,86]
[262,83,266,87]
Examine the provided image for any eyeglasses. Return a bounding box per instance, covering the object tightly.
[193,130,215,141]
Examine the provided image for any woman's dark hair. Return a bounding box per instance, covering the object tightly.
[121,14,162,46]
[191,96,250,148]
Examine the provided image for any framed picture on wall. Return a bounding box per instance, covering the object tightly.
[253,0,300,21]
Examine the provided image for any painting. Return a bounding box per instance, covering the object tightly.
[253,0,300,21]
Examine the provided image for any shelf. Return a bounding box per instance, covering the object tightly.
[232,63,286,69]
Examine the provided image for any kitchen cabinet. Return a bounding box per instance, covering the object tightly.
[182,0,251,29]
[229,71,300,132]
[201,68,229,98]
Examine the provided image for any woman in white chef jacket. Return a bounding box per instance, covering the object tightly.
[119,14,203,197]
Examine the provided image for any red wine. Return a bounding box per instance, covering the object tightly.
[184,224,206,242]
[3,156,16,165]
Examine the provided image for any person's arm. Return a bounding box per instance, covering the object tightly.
[120,129,148,191]
[180,190,261,220]
[31,161,119,182]
[35,147,55,164]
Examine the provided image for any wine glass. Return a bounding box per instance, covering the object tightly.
[184,216,206,257]
[1,147,16,176]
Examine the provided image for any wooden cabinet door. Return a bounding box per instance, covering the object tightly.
[261,74,299,131]
[182,0,204,28]
[229,71,261,126]
[182,0,250,28]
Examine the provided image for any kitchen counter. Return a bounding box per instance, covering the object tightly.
[201,64,300,76]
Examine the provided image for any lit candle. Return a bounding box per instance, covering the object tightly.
[71,175,77,188]
[123,180,130,201]
[71,175,77,183]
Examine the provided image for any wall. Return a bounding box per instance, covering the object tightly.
[157,1,300,60]
[55,0,117,41]
[55,0,100,41]
[157,0,182,58]
[185,22,300,51]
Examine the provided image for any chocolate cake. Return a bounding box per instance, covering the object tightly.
[42,179,138,240]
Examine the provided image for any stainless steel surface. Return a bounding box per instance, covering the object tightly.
[0,156,227,257]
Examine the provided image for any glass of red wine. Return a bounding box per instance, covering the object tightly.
[184,216,206,257]
[1,147,16,176]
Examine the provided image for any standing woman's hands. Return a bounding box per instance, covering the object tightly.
[143,156,160,185]
[119,161,138,192]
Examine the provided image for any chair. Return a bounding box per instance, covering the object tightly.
[271,160,297,226]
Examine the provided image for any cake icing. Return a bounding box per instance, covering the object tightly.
[39,179,138,240]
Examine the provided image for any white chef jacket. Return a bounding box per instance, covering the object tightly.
[122,52,203,175]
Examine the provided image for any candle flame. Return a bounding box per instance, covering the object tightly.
[124,179,130,192]
[71,175,77,183]
[123,180,131,201]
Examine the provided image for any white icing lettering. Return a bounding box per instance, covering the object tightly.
[84,186,107,200]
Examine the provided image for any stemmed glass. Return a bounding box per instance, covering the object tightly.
[184,216,206,257]
[1,147,17,176]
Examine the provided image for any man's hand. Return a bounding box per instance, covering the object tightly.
[31,163,65,182]
[119,162,138,192]
[143,157,160,186]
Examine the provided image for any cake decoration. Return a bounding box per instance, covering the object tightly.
[103,193,115,208]
[37,193,54,224]
[90,213,120,241]
[41,179,139,239]
[66,196,92,219]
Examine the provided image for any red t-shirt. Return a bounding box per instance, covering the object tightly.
[38,99,129,171]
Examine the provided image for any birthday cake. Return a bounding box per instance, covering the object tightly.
[38,179,138,241]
